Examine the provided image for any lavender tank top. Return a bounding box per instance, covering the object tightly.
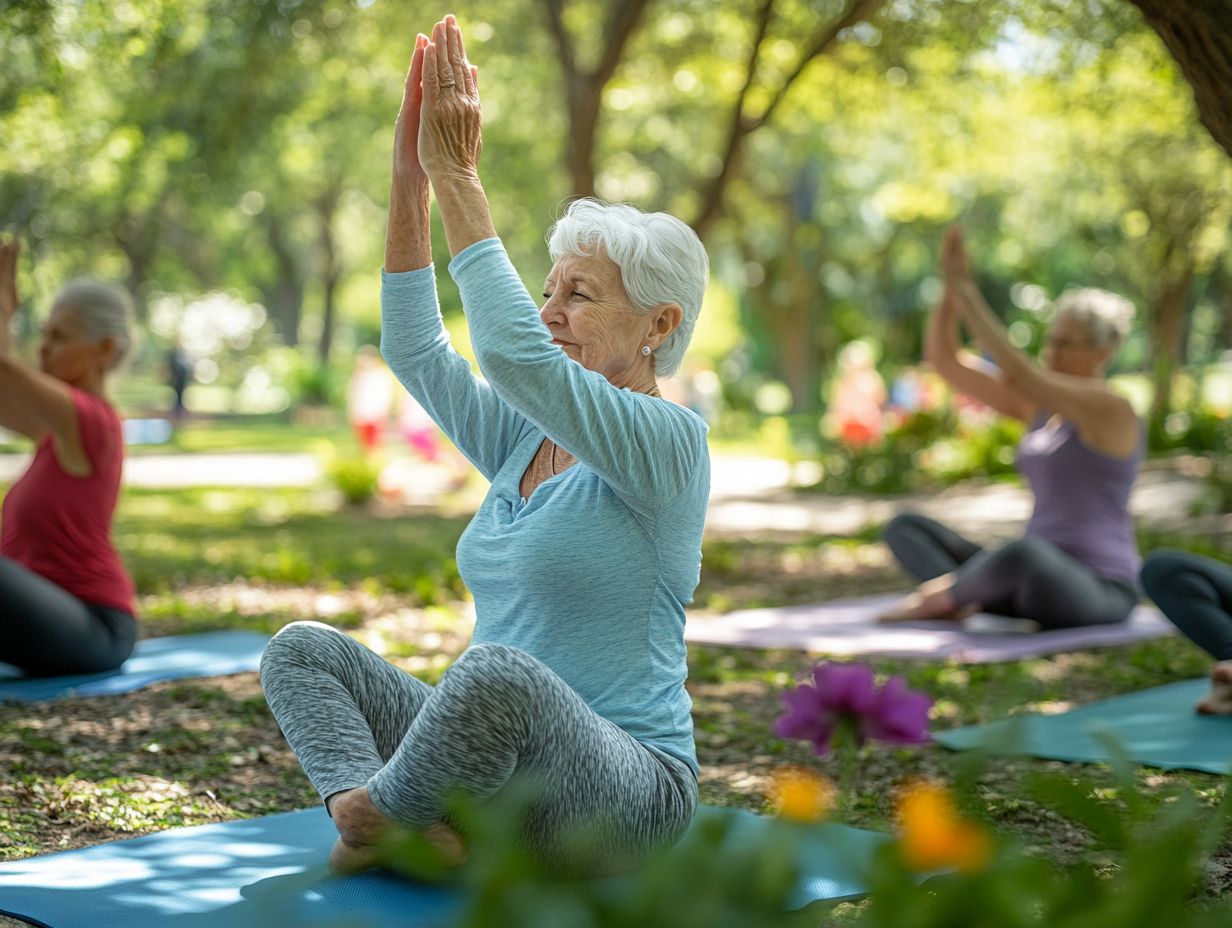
[1016,413,1142,586]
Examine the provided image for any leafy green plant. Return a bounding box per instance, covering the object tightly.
[355,663,1232,927]
[328,455,381,506]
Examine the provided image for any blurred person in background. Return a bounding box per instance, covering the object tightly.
[0,237,137,676]
[881,226,1142,630]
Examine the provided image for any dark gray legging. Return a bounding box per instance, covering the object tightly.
[260,621,698,874]
[1140,550,1232,661]
[882,513,1138,628]
[0,556,137,676]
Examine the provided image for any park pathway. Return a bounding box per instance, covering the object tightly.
[0,450,1213,538]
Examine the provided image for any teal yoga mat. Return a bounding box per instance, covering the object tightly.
[0,805,888,927]
[0,631,270,703]
[934,678,1232,774]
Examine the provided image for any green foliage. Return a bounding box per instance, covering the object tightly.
[114,486,469,601]
[359,740,1232,928]
[327,455,380,506]
[809,411,1022,495]
[1149,407,1232,455]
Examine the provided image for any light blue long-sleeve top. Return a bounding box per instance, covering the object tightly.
[379,237,708,775]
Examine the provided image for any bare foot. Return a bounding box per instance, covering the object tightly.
[325,787,469,875]
[1196,661,1232,715]
[423,822,469,867]
[326,786,394,875]
[878,577,972,624]
[329,836,383,875]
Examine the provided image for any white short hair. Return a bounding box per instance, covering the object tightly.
[1054,287,1135,351]
[547,198,709,378]
[53,280,134,371]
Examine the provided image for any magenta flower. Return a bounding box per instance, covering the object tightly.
[774,662,933,755]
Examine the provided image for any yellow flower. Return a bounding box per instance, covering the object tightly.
[896,780,992,873]
[769,767,836,823]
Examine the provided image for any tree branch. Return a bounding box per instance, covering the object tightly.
[690,0,886,238]
[541,0,577,83]
[756,0,887,131]
[594,0,654,89]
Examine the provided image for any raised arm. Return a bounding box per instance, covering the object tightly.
[945,226,1138,456]
[0,238,82,452]
[385,34,433,274]
[417,15,495,259]
[418,17,704,503]
[923,229,1036,423]
[379,31,527,480]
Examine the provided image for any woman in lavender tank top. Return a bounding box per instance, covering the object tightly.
[880,227,1141,628]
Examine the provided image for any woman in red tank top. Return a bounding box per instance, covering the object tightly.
[0,237,137,676]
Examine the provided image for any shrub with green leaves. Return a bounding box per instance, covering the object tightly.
[328,455,381,506]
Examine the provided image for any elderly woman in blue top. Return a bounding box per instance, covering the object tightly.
[260,16,709,876]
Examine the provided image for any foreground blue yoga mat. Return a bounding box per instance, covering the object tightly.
[0,631,270,703]
[0,805,887,927]
[935,678,1232,774]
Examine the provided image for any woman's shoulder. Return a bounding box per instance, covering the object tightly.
[67,388,123,463]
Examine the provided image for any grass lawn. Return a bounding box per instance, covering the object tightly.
[1,482,1229,921]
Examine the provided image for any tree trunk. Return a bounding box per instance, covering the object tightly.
[263,214,303,346]
[1128,0,1232,159]
[316,191,340,365]
[567,77,601,198]
[541,0,652,199]
[1148,263,1195,431]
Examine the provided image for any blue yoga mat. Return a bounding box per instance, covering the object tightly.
[0,805,888,927]
[0,631,270,703]
[934,678,1232,774]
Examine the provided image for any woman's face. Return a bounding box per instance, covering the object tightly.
[541,251,655,386]
[1042,313,1106,377]
[39,304,110,386]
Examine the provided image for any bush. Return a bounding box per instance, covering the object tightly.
[328,455,381,506]
[809,410,1022,495]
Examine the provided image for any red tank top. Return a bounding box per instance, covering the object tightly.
[1,389,136,614]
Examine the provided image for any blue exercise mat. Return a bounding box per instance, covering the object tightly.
[0,805,888,927]
[934,678,1232,774]
[0,631,270,703]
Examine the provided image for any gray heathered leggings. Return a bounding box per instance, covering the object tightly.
[1140,550,1232,661]
[883,513,1138,629]
[260,621,697,874]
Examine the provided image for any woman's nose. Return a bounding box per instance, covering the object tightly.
[539,296,563,326]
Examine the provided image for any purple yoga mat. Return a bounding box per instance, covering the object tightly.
[684,593,1173,662]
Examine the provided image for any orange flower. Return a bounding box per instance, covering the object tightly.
[769,767,836,823]
[896,780,992,873]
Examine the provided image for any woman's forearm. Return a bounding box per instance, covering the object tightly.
[431,174,497,259]
[385,176,433,273]
[924,292,960,366]
[954,281,1033,381]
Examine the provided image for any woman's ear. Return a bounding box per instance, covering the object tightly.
[649,303,683,348]
[97,335,118,370]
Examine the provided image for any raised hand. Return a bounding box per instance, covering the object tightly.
[939,225,971,286]
[0,237,20,323]
[418,15,482,184]
[393,34,430,184]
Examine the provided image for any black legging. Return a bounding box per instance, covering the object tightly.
[882,512,1138,629]
[1140,550,1232,661]
[0,556,137,677]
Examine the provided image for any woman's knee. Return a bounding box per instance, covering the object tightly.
[989,537,1054,577]
[445,643,540,695]
[883,512,923,539]
[260,620,345,679]
[1140,549,1197,600]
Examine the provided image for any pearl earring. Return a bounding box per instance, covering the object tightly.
[641,345,652,357]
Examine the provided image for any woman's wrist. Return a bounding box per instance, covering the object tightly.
[385,176,433,273]
[430,172,497,258]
